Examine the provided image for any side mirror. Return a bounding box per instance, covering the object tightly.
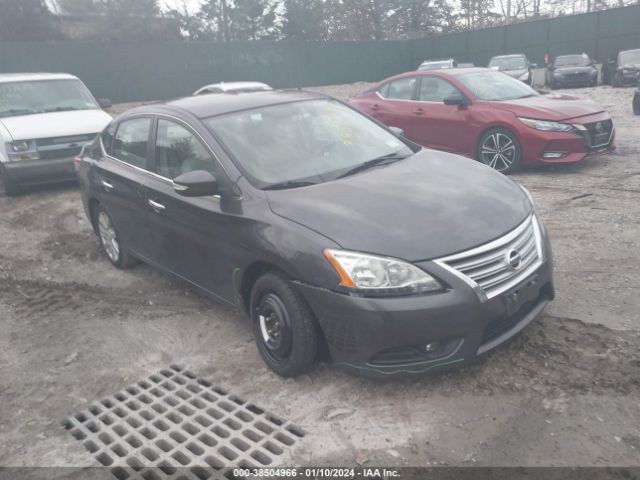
[443,94,469,106]
[98,98,112,109]
[173,170,219,197]
[389,126,404,137]
[530,63,538,69]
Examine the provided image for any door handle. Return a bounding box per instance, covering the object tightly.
[148,199,166,212]
[413,108,425,115]
[101,180,114,192]
[371,104,381,111]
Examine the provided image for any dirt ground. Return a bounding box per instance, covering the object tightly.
[1,84,639,471]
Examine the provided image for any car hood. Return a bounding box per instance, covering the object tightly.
[266,150,531,262]
[0,109,112,141]
[501,69,528,78]
[554,66,595,74]
[489,93,605,121]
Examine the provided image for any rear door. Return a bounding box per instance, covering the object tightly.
[367,76,419,135]
[410,76,474,154]
[141,117,236,301]
[95,116,154,258]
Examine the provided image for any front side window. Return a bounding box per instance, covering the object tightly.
[418,77,461,102]
[455,71,538,101]
[205,99,413,188]
[113,117,151,169]
[0,79,98,118]
[155,119,218,179]
[385,77,417,100]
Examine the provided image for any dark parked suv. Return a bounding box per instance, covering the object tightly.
[77,91,554,377]
[603,48,640,87]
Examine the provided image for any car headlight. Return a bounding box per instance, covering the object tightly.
[518,117,574,132]
[12,141,30,152]
[5,140,39,161]
[324,249,443,295]
[519,71,530,80]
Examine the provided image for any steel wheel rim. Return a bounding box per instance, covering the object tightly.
[98,211,120,263]
[257,293,292,363]
[481,132,517,172]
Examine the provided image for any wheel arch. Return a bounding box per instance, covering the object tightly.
[475,123,522,154]
[88,197,101,234]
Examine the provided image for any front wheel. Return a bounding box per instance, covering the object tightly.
[95,206,138,269]
[477,128,522,174]
[250,272,318,377]
[0,169,22,196]
[612,72,623,88]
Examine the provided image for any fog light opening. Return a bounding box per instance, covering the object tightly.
[543,151,568,159]
[425,342,440,353]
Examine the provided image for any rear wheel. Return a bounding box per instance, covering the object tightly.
[477,128,522,174]
[250,272,318,377]
[95,206,137,269]
[0,169,22,196]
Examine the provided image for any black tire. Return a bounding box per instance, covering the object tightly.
[477,128,522,175]
[250,272,318,377]
[633,94,640,115]
[612,72,623,88]
[94,205,138,269]
[0,169,22,196]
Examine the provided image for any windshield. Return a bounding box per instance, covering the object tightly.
[0,79,98,118]
[620,49,640,65]
[455,70,539,101]
[419,61,452,71]
[554,54,590,67]
[489,56,527,70]
[205,99,413,188]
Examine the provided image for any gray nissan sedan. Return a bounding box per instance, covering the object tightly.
[76,90,554,378]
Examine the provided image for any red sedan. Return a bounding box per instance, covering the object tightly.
[349,68,615,173]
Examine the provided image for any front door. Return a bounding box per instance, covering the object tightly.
[142,117,237,302]
[411,76,473,154]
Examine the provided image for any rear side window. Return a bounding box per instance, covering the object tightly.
[383,77,417,100]
[113,117,151,169]
[418,77,460,102]
[101,123,117,154]
[155,119,219,179]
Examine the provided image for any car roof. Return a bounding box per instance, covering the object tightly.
[0,72,79,83]
[420,59,454,63]
[490,54,526,59]
[196,81,272,93]
[127,90,327,119]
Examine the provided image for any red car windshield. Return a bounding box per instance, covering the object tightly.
[455,71,539,101]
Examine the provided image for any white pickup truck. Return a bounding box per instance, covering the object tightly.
[0,73,112,195]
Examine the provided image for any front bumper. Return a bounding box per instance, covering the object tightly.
[552,74,597,87]
[521,112,615,166]
[1,157,77,186]
[295,236,554,377]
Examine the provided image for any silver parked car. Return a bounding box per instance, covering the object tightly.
[193,81,272,96]
[488,54,536,84]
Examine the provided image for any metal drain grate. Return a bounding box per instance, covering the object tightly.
[63,365,305,479]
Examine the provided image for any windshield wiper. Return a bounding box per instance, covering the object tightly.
[44,106,86,113]
[0,108,40,118]
[336,152,410,179]
[263,180,318,190]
